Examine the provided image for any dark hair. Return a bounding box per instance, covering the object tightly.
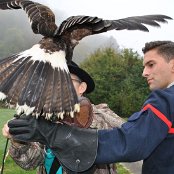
[142,41,174,62]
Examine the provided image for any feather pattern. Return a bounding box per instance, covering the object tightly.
[0,56,31,96]
[0,0,172,121]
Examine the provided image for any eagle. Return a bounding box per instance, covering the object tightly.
[0,0,172,121]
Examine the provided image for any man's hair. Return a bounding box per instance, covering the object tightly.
[142,41,174,62]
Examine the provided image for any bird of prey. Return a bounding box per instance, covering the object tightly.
[0,0,172,121]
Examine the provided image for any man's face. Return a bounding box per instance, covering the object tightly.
[142,49,174,91]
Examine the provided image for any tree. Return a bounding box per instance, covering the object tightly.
[81,47,149,118]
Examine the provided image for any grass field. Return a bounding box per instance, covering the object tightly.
[0,108,130,174]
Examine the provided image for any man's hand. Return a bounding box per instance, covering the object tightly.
[2,123,11,139]
[8,115,58,146]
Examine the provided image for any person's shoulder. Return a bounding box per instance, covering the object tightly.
[143,86,174,110]
[148,86,174,100]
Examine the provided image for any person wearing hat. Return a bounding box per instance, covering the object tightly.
[2,61,124,174]
[68,61,95,95]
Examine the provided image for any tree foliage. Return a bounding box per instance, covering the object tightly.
[81,48,149,118]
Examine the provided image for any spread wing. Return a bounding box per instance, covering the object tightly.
[0,0,80,121]
[0,45,79,120]
[0,0,58,37]
[57,15,172,44]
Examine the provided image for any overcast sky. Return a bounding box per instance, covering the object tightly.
[40,0,174,55]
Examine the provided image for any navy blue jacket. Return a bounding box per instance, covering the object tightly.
[96,85,174,174]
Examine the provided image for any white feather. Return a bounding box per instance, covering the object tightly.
[16,103,35,115]
[14,44,69,72]
[0,92,7,100]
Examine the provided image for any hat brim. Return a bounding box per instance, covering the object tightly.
[68,64,95,94]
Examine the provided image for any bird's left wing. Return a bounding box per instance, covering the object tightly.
[56,14,172,44]
[0,0,58,37]
[0,45,79,120]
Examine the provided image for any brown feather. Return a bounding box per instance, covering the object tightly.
[8,59,37,105]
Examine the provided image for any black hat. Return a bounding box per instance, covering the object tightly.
[68,61,95,93]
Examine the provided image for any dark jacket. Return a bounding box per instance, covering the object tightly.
[96,85,174,174]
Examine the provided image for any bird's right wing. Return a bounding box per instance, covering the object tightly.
[0,0,58,37]
[57,15,172,44]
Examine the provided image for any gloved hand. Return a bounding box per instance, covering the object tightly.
[8,115,57,145]
[8,115,98,172]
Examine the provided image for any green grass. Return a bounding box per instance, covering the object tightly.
[116,163,131,174]
[0,108,130,174]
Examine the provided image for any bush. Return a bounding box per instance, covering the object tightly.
[81,48,149,118]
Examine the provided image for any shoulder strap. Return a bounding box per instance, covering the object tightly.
[49,157,61,174]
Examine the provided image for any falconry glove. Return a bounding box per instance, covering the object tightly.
[8,116,98,172]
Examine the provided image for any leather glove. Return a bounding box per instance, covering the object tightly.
[8,115,98,172]
[8,115,57,146]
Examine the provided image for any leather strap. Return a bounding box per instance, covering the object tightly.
[62,97,93,128]
[50,157,61,174]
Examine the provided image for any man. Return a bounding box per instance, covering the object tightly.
[2,61,124,174]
